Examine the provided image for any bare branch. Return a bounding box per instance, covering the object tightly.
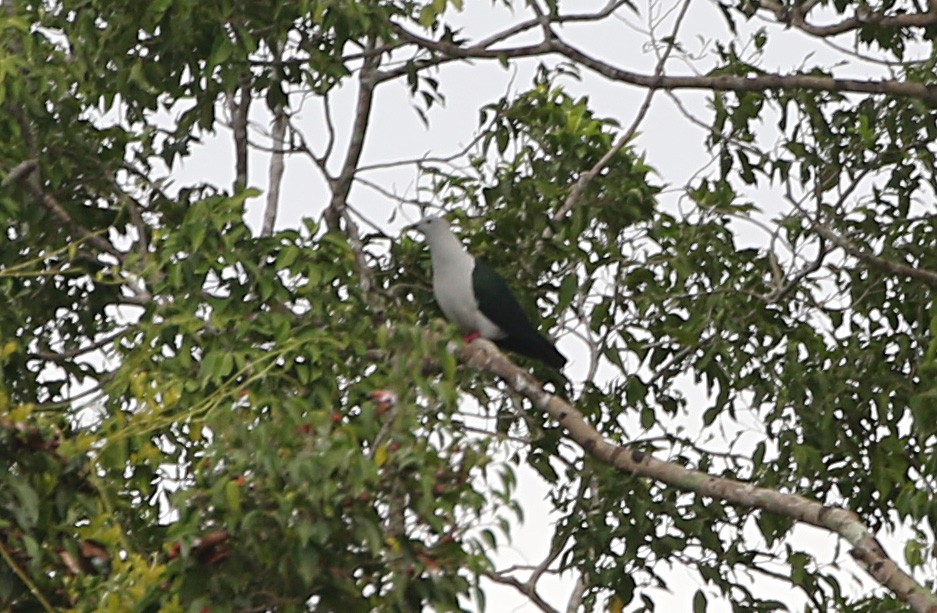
[542,0,692,245]
[326,49,380,230]
[812,223,937,288]
[565,574,587,613]
[390,24,937,103]
[229,74,252,193]
[263,45,289,237]
[1,159,38,187]
[757,0,937,38]
[550,37,937,102]
[483,570,560,613]
[325,38,382,299]
[376,2,631,83]
[460,339,937,613]
[320,93,337,168]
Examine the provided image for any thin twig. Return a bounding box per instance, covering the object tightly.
[0,539,55,613]
[813,223,937,288]
[537,0,689,245]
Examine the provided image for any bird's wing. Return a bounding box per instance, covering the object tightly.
[471,260,542,338]
[472,260,567,369]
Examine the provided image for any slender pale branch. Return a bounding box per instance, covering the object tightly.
[325,39,381,299]
[264,95,289,236]
[326,48,380,230]
[230,74,252,193]
[565,574,587,613]
[541,0,692,246]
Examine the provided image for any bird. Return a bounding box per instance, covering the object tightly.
[408,216,567,369]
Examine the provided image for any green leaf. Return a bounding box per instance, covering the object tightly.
[557,273,577,312]
[693,589,708,613]
[225,479,242,521]
[9,481,39,529]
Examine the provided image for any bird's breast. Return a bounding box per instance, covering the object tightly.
[433,267,504,340]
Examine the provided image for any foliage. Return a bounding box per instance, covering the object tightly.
[2,0,937,611]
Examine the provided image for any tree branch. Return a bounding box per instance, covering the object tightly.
[757,0,937,38]
[119,191,150,259]
[540,0,692,247]
[325,39,381,299]
[28,329,125,363]
[1,159,38,187]
[229,74,252,193]
[812,223,937,288]
[483,570,560,613]
[390,24,937,103]
[325,48,379,231]
[550,37,937,102]
[8,163,122,259]
[460,339,937,613]
[0,538,55,613]
[377,2,630,83]
[263,46,289,238]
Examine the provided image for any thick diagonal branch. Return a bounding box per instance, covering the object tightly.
[460,339,937,613]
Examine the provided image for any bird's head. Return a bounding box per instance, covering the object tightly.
[406,216,454,246]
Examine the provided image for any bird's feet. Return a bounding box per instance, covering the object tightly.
[463,331,482,344]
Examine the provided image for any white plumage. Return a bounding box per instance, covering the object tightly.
[411,217,505,339]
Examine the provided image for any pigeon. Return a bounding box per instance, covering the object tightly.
[409,216,567,369]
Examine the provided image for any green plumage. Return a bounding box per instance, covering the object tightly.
[472,260,567,369]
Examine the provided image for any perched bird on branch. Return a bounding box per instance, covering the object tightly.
[408,216,566,369]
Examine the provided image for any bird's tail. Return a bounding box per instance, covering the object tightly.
[496,333,567,369]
